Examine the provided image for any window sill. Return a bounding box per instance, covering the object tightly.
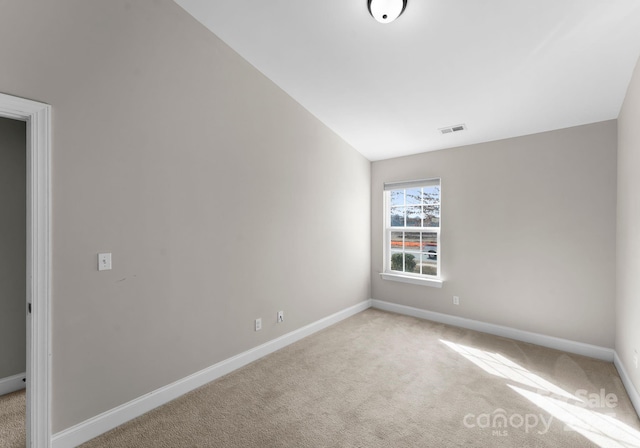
[380,272,443,288]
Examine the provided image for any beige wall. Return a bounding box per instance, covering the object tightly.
[372,121,617,348]
[0,117,26,381]
[617,56,640,395]
[0,1,370,432]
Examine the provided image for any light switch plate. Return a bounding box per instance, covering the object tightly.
[98,253,112,271]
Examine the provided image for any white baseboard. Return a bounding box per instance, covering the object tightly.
[0,372,26,396]
[51,299,372,448]
[371,299,615,362]
[614,352,640,418]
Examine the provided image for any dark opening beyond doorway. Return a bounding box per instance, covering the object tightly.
[0,116,27,447]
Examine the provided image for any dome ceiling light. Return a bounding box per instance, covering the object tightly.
[368,0,407,24]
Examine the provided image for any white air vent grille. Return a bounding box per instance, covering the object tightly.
[439,124,467,135]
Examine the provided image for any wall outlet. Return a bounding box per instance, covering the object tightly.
[277,311,284,323]
[634,350,638,369]
[255,318,262,331]
[453,296,460,305]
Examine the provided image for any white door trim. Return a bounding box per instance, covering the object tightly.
[0,92,52,448]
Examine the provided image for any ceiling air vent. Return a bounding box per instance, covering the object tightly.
[439,124,467,135]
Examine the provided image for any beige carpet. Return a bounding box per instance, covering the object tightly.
[77,309,639,447]
[0,389,25,448]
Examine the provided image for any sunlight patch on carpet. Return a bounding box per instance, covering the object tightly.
[441,339,640,448]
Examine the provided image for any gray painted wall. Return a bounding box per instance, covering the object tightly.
[617,55,640,396]
[0,1,371,432]
[0,117,26,381]
[372,121,617,348]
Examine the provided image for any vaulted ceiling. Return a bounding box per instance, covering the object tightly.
[175,0,640,161]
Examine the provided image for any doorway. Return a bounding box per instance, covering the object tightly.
[0,116,27,447]
[0,93,51,448]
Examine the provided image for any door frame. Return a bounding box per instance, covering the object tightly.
[0,92,51,448]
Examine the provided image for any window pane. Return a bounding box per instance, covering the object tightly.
[406,206,421,227]
[390,232,403,251]
[421,256,438,276]
[405,232,420,252]
[422,186,440,205]
[421,232,437,260]
[424,205,440,227]
[406,187,421,205]
[390,190,404,206]
[390,252,404,272]
[405,253,420,274]
[391,206,405,227]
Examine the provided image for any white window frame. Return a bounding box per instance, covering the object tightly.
[381,178,443,288]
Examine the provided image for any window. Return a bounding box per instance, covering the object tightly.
[383,179,441,286]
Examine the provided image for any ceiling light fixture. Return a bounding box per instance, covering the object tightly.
[368,0,407,24]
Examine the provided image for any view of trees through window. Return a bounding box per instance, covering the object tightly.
[387,183,440,277]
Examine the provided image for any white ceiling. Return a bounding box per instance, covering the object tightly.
[174,0,640,161]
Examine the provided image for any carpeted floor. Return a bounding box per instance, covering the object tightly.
[78,309,640,447]
[0,389,25,448]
